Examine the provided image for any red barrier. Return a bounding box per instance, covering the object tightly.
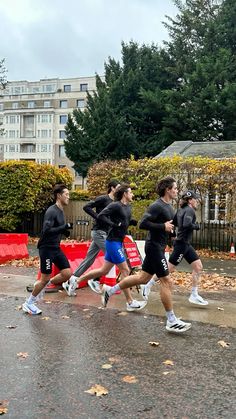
[0,234,29,263]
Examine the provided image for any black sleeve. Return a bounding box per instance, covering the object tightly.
[97,202,119,227]
[42,212,66,235]
[139,204,165,232]
[182,208,197,230]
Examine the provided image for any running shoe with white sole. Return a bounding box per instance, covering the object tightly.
[88,279,102,294]
[126,300,147,312]
[140,284,151,301]
[22,301,42,315]
[101,284,111,307]
[189,294,208,306]
[166,318,191,334]
[62,280,77,297]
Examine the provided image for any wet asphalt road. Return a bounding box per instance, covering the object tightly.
[0,293,235,419]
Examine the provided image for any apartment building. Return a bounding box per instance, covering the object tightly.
[0,76,97,187]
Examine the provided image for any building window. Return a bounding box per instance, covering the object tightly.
[0,116,3,124]
[41,144,47,152]
[59,130,66,139]
[9,145,16,152]
[9,130,16,138]
[60,115,68,124]
[60,100,68,108]
[0,103,3,111]
[41,114,51,123]
[59,145,66,157]
[41,159,48,164]
[12,102,19,109]
[28,101,35,109]
[44,101,51,108]
[64,85,71,92]
[80,83,88,92]
[77,99,85,108]
[9,116,16,124]
[23,115,35,137]
[206,192,227,222]
[41,129,48,138]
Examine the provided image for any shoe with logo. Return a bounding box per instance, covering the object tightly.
[166,318,191,334]
[22,301,42,315]
[62,280,77,297]
[88,279,102,294]
[101,284,111,307]
[140,284,151,301]
[126,300,147,312]
[189,294,208,306]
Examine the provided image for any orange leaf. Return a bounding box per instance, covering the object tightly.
[84,384,108,397]
[122,375,138,384]
[17,352,29,359]
[163,359,174,366]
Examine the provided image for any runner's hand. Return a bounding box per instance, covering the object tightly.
[164,220,174,233]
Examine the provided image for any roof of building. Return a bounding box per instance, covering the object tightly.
[156,141,236,159]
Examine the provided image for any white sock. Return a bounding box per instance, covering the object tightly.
[166,310,177,323]
[146,278,155,289]
[191,287,198,296]
[69,275,78,284]
[28,294,37,304]
[108,284,120,296]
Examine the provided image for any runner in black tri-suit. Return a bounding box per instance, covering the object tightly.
[168,190,208,306]
[68,183,147,312]
[101,177,192,334]
[22,184,73,315]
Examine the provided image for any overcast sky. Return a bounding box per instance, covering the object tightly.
[0,0,177,82]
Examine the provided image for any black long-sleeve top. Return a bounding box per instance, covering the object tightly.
[97,201,133,242]
[83,195,113,232]
[175,205,199,243]
[139,198,175,247]
[37,204,67,249]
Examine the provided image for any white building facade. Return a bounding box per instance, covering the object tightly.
[0,76,97,187]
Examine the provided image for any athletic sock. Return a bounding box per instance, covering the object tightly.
[69,275,78,284]
[108,284,121,296]
[146,278,155,289]
[191,286,198,296]
[166,310,177,323]
[28,294,37,304]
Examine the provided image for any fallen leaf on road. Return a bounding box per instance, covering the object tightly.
[41,317,50,321]
[0,400,9,415]
[149,341,160,347]
[117,312,128,316]
[101,364,113,369]
[84,384,108,397]
[61,315,70,319]
[217,307,224,311]
[83,308,90,312]
[44,301,52,304]
[163,371,176,376]
[6,325,17,329]
[17,352,29,359]
[218,324,227,328]
[122,375,138,384]
[218,340,230,348]
[15,305,22,311]
[163,360,174,366]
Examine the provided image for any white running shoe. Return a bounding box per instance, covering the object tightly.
[126,300,147,312]
[166,318,191,334]
[101,284,112,307]
[88,279,102,294]
[189,294,208,306]
[140,284,151,301]
[22,301,42,315]
[62,279,77,297]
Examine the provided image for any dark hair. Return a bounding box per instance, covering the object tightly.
[107,179,120,194]
[53,184,68,200]
[114,183,130,201]
[156,177,176,197]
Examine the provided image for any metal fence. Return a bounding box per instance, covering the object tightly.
[18,213,235,252]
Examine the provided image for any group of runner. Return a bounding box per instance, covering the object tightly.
[23,177,208,334]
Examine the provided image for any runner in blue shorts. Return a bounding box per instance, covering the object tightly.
[69,184,147,312]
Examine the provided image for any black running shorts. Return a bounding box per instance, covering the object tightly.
[39,247,70,274]
[142,242,169,278]
[169,240,199,266]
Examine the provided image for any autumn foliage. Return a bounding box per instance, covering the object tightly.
[0,161,73,231]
